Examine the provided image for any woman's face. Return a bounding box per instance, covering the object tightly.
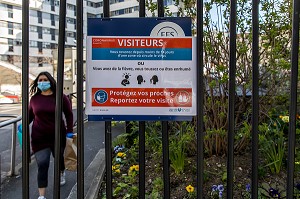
[38,75,49,82]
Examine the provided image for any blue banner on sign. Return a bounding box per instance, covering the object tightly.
[87,17,192,36]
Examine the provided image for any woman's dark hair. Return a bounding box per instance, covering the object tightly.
[30,71,56,96]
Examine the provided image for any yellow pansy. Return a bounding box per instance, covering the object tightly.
[186,185,195,193]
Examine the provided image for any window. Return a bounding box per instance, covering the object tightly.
[30,10,38,17]
[50,43,57,49]
[50,29,55,40]
[119,9,124,15]
[15,40,22,45]
[7,22,13,28]
[37,11,42,23]
[43,27,50,34]
[124,8,132,14]
[67,18,75,24]
[8,12,13,18]
[66,32,75,37]
[87,13,96,18]
[30,41,38,47]
[7,4,13,11]
[43,42,51,49]
[8,22,13,35]
[30,26,38,32]
[38,27,43,39]
[43,13,51,20]
[14,23,21,30]
[38,42,43,53]
[8,46,14,52]
[67,4,75,11]
[8,39,13,45]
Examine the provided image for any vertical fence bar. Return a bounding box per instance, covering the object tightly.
[139,121,145,198]
[126,122,131,134]
[227,0,237,198]
[251,0,259,197]
[22,0,30,197]
[76,0,84,197]
[139,1,146,198]
[10,123,17,176]
[157,0,164,18]
[139,0,145,17]
[162,122,170,198]
[287,0,300,198]
[105,121,112,199]
[102,0,112,198]
[103,0,110,17]
[196,0,204,197]
[54,0,67,197]
[157,1,170,198]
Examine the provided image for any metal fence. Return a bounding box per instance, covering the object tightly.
[0,115,22,176]
[20,0,300,199]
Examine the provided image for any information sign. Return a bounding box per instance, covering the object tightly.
[86,18,196,121]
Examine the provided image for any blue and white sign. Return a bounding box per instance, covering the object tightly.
[86,18,196,121]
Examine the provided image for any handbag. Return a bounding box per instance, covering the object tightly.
[64,133,77,171]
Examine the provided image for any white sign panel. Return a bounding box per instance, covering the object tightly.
[86,36,196,117]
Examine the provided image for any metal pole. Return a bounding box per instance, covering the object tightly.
[196,0,204,197]
[157,1,169,198]
[162,121,170,198]
[102,0,112,198]
[157,0,164,18]
[251,0,259,198]
[54,0,67,197]
[139,0,145,18]
[287,0,300,198]
[227,0,237,198]
[10,123,17,176]
[22,0,30,197]
[138,1,146,198]
[76,0,84,197]
[105,121,112,199]
[139,121,145,198]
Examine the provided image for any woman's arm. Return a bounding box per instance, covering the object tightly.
[63,94,74,132]
[29,99,34,124]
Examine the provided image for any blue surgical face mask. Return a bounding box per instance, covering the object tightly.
[37,81,51,92]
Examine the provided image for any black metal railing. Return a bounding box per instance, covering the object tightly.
[0,114,22,176]
[19,0,300,198]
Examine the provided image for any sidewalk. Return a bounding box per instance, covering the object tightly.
[0,121,124,199]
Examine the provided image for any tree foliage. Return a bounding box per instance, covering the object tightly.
[146,0,293,155]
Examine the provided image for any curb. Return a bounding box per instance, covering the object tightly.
[67,148,106,199]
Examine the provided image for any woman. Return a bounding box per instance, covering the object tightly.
[29,71,73,199]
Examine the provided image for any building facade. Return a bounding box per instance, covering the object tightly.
[0,0,178,94]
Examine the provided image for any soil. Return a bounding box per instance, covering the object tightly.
[98,150,300,199]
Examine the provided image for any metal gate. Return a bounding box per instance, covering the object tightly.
[20,0,300,198]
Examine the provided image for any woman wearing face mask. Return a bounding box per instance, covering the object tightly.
[29,71,73,199]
